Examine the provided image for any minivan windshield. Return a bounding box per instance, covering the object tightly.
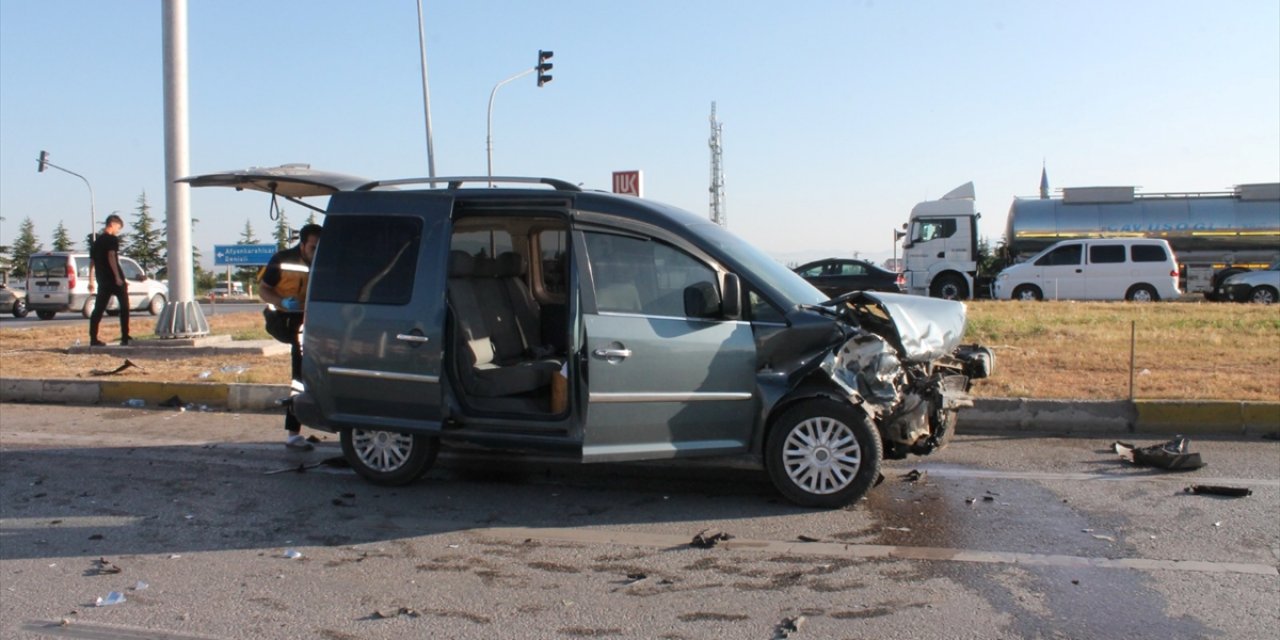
[687,222,826,307]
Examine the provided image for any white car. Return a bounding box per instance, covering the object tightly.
[26,252,169,320]
[994,238,1180,302]
[1219,263,1280,304]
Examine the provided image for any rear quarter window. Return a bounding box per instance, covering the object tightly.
[1130,244,1169,262]
[1089,245,1126,264]
[310,216,423,305]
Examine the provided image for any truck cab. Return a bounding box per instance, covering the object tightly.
[902,182,979,299]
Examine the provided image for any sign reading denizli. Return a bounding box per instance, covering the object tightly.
[214,244,276,266]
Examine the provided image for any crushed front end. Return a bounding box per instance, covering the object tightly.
[819,292,993,459]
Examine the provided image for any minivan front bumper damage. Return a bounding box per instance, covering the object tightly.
[819,291,992,458]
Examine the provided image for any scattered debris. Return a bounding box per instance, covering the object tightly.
[283,549,303,560]
[1092,534,1116,542]
[220,365,248,375]
[1213,521,1223,528]
[197,371,212,379]
[797,535,820,543]
[624,573,647,584]
[263,456,351,475]
[965,497,976,505]
[95,591,126,607]
[774,615,807,638]
[884,526,911,532]
[902,469,926,483]
[159,395,185,408]
[89,359,145,376]
[1186,485,1252,498]
[122,399,146,408]
[873,473,885,487]
[982,495,995,502]
[1071,579,1080,585]
[132,581,149,591]
[90,557,122,575]
[331,498,352,507]
[373,607,420,619]
[690,528,734,548]
[1113,436,1205,471]
[87,534,103,541]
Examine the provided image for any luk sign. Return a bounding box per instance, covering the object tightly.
[214,244,276,266]
[612,170,643,197]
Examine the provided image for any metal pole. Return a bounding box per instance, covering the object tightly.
[157,0,208,338]
[486,67,536,184]
[37,159,97,243]
[1129,320,1136,400]
[415,0,436,178]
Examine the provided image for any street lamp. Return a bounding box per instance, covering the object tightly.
[36,150,98,243]
[486,49,554,183]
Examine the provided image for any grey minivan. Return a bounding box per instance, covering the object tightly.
[185,167,992,508]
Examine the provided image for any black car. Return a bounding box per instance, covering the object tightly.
[794,258,904,298]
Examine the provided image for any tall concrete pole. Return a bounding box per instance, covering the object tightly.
[416,0,437,178]
[156,0,209,338]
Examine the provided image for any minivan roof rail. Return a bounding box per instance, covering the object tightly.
[356,176,582,192]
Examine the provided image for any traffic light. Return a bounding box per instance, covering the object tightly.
[537,50,553,87]
[37,150,49,172]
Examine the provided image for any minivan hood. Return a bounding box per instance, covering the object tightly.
[843,291,967,362]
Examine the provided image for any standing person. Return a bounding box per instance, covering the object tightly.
[259,223,322,451]
[88,214,131,346]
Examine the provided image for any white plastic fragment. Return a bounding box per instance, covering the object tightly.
[283,549,303,559]
[95,591,126,607]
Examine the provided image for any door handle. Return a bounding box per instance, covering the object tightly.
[593,348,632,359]
[1075,268,1083,273]
[936,251,945,258]
[396,333,430,344]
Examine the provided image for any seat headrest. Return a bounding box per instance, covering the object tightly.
[472,256,497,278]
[449,250,475,278]
[496,252,527,278]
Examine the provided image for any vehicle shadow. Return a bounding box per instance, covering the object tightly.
[0,441,805,561]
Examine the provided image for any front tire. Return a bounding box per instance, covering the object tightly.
[1250,286,1278,305]
[1126,284,1159,302]
[766,399,883,508]
[12,298,28,318]
[148,294,167,315]
[340,427,439,486]
[930,274,969,300]
[36,310,56,321]
[1012,284,1042,301]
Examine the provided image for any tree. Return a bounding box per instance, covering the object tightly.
[305,211,318,227]
[235,219,261,282]
[51,221,74,251]
[273,208,291,251]
[11,218,42,278]
[125,192,165,272]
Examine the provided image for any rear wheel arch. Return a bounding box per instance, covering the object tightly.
[1125,283,1159,302]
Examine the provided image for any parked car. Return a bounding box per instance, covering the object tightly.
[209,282,246,298]
[183,167,993,508]
[993,238,1180,301]
[0,271,28,318]
[25,252,169,320]
[793,258,904,297]
[1217,263,1279,304]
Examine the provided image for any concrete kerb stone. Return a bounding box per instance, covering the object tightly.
[2,377,1277,435]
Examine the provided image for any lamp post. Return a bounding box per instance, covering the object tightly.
[486,50,553,184]
[36,150,98,243]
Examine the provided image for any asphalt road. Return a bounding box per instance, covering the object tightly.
[1,301,253,329]
[1,404,1277,640]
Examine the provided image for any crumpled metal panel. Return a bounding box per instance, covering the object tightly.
[858,292,967,363]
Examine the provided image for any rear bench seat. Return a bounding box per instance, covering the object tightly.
[448,250,561,398]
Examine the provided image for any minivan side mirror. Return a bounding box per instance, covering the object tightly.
[684,282,721,319]
[721,273,741,319]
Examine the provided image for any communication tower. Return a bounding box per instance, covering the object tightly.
[709,102,726,227]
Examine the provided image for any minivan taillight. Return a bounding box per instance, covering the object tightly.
[67,263,76,290]
[1170,268,1179,278]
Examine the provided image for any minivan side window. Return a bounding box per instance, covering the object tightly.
[1090,245,1126,264]
[1131,244,1168,262]
[1036,244,1082,267]
[537,229,567,295]
[584,231,717,318]
[311,216,423,305]
[452,230,513,259]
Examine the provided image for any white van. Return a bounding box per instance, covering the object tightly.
[26,252,170,320]
[993,238,1180,302]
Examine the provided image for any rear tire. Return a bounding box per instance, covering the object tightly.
[1125,284,1159,302]
[341,427,439,486]
[1012,284,1043,301]
[766,399,883,509]
[148,294,167,315]
[930,274,969,300]
[1249,286,1277,305]
[36,310,56,321]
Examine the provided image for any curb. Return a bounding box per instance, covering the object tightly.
[1,377,1277,435]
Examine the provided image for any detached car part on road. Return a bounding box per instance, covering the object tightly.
[184,166,993,508]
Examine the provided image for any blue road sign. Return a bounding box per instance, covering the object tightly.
[214,244,277,266]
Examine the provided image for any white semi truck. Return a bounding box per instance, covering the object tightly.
[902,181,1280,299]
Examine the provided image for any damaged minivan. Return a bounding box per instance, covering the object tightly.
[184,166,993,507]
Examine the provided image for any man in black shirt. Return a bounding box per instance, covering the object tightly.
[88,214,130,346]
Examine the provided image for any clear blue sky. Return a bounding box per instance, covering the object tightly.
[2,0,1278,269]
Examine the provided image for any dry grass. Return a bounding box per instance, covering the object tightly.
[965,300,1280,401]
[1,302,1277,401]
